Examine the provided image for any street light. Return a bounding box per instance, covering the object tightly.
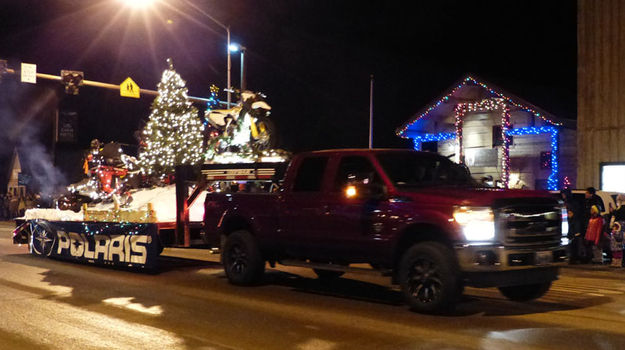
[117,0,158,9]
[229,43,246,91]
[118,0,233,108]
[174,1,232,107]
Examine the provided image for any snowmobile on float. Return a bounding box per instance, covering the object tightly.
[205,89,276,154]
[57,141,140,212]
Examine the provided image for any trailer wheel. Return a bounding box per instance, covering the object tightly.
[398,242,460,314]
[29,222,55,257]
[498,282,552,301]
[222,230,265,285]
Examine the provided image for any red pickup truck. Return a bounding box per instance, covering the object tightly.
[203,149,568,313]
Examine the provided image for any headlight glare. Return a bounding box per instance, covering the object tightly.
[453,206,495,241]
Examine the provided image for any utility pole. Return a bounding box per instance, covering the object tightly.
[240,47,246,91]
[369,74,374,149]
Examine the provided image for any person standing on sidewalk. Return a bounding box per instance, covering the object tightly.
[580,188,604,263]
[585,205,605,264]
[567,208,584,264]
[0,195,5,220]
[609,222,623,267]
[610,194,625,267]
[602,203,616,264]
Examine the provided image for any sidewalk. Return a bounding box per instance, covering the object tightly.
[562,263,625,272]
[161,247,221,263]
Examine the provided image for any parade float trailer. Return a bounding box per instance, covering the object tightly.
[12,157,289,270]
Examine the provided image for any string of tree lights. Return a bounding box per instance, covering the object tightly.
[139,58,204,177]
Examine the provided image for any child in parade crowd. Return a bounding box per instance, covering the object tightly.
[609,222,623,267]
[609,194,625,267]
[585,205,604,264]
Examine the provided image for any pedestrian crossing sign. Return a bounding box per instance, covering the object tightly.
[120,77,140,98]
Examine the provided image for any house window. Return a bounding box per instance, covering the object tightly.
[540,151,551,169]
[492,125,513,147]
[421,141,438,153]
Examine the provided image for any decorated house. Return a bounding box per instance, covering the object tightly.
[7,148,28,198]
[396,76,576,190]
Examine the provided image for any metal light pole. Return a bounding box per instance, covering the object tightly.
[240,46,246,91]
[229,43,247,90]
[198,19,232,107]
[119,0,233,107]
[369,74,374,149]
[226,26,231,107]
[184,2,232,106]
[176,2,232,107]
[217,24,231,107]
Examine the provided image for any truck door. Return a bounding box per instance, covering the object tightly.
[323,155,390,260]
[280,155,333,258]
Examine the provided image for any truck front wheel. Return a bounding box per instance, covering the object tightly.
[398,242,460,314]
[498,282,551,301]
[222,230,265,285]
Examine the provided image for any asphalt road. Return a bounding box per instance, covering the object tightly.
[1,221,625,350]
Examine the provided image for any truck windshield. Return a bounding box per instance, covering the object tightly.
[375,152,475,188]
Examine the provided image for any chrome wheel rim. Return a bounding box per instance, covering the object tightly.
[228,244,248,275]
[407,258,442,304]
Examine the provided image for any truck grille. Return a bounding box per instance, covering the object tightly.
[494,198,562,249]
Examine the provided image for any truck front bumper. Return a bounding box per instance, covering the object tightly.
[455,243,567,288]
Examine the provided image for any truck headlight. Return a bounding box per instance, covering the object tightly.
[453,206,495,241]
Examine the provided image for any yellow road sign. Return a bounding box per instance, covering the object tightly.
[120,77,140,98]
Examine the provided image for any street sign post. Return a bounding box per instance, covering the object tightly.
[120,77,140,98]
[20,63,36,84]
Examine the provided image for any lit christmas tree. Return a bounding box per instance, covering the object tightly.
[139,58,204,177]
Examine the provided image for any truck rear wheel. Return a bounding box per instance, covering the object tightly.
[498,282,551,301]
[398,242,460,314]
[222,230,265,285]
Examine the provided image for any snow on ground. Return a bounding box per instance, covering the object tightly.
[24,185,206,223]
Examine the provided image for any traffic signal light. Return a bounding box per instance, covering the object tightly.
[60,70,84,95]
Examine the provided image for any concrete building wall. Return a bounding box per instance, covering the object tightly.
[578,0,625,188]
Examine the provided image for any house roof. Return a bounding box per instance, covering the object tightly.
[7,148,21,176]
[396,75,576,138]
[6,147,34,180]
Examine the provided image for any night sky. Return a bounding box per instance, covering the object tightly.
[0,0,576,188]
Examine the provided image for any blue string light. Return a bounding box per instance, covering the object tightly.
[506,126,560,190]
[204,84,221,125]
[397,76,562,138]
[412,132,456,150]
[411,126,561,190]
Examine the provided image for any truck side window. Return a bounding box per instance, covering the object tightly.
[333,156,381,192]
[292,157,328,192]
